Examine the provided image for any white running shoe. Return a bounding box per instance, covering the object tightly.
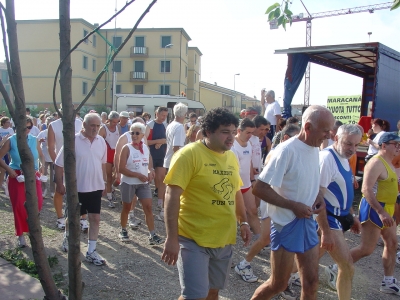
[80,219,89,233]
[324,264,337,291]
[280,283,297,300]
[61,234,68,252]
[380,278,400,295]
[57,218,66,230]
[289,272,301,287]
[234,263,258,283]
[156,210,164,222]
[107,199,115,208]
[129,217,141,229]
[86,249,106,266]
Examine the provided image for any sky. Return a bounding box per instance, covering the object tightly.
[5,0,400,107]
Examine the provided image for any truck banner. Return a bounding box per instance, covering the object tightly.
[326,95,362,124]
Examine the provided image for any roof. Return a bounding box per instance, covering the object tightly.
[275,42,400,78]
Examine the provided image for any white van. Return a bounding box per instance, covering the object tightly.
[115,94,206,122]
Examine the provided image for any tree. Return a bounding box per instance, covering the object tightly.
[0,1,66,299]
[266,0,399,30]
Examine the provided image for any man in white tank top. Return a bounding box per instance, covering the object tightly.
[47,108,83,231]
[98,111,121,208]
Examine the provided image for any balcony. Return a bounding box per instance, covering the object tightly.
[130,46,148,57]
[130,71,148,82]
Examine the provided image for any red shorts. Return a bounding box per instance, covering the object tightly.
[241,187,251,194]
[106,143,115,164]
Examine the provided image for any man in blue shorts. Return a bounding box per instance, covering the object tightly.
[251,105,335,300]
[318,124,362,299]
[329,132,400,296]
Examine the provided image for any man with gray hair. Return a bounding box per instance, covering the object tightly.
[251,105,335,300]
[55,113,107,265]
[317,124,362,299]
[261,89,281,140]
[160,103,188,220]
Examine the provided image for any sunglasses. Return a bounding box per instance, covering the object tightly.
[130,131,141,135]
[26,125,33,130]
[387,142,400,149]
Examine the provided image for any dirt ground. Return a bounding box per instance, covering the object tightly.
[1,186,400,300]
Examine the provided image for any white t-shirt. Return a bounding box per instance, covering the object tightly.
[249,135,262,173]
[163,121,185,168]
[258,137,320,226]
[0,127,14,140]
[37,129,52,163]
[263,101,281,125]
[49,118,83,154]
[231,139,253,189]
[55,132,106,193]
[121,144,150,185]
[368,131,385,155]
[30,125,40,137]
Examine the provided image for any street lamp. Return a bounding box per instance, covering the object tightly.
[163,43,173,95]
[234,73,240,111]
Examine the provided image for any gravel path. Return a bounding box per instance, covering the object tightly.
[0,187,400,300]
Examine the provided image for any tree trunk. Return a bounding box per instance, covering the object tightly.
[59,1,83,299]
[4,0,65,299]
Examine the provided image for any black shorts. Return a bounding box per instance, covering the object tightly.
[78,190,102,215]
[153,158,164,168]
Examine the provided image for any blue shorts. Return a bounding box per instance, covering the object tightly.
[270,217,319,253]
[359,197,394,229]
[327,214,344,231]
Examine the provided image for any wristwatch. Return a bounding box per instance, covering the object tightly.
[240,222,250,227]
[352,214,356,218]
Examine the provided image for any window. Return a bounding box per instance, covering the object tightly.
[194,73,197,83]
[160,85,170,95]
[83,29,88,44]
[135,36,144,47]
[185,66,187,78]
[134,85,144,94]
[161,60,171,73]
[195,54,197,64]
[83,56,88,69]
[116,85,121,94]
[161,36,171,48]
[113,36,122,48]
[186,43,188,55]
[135,61,144,72]
[82,81,88,95]
[92,59,96,72]
[93,35,97,47]
[113,61,122,73]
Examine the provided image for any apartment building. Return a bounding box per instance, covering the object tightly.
[0,62,13,107]
[16,19,202,108]
[199,81,244,113]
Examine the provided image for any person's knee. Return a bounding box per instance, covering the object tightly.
[269,277,288,293]
[301,272,319,294]
[141,200,152,213]
[383,235,398,251]
[338,258,354,278]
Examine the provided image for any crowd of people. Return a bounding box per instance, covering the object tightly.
[2,90,400,299]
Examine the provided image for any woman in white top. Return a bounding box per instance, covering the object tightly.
[366,118,389,161]
[118,123,162,245]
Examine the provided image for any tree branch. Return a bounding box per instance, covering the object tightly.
[0,79,14,116]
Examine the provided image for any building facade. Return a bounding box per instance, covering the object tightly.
[199,81,244,113]
[16,19,202,108]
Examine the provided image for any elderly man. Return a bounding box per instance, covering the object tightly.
[251,105,335,300]
[317,124,362,299]
[261,89,281,140]
[320,120,343,150]
[119,111,130,134]
[328,132,400,296]
[55,113,107,266]
[162,108,251,300]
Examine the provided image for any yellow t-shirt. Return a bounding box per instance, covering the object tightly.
[164,141,242,248]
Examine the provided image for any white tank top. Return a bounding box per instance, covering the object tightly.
[50,118,83,154]
[104,124,120,149]
[121,144,150,185]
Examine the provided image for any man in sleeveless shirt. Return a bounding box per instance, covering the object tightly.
[145,107,167,214]
[317,124,362,299]
[98,111,121,208]
[330,132,400,296]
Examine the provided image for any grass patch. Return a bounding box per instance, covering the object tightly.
[0,248,62,286]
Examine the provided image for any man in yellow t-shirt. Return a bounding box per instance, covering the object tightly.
[162,108,251,300]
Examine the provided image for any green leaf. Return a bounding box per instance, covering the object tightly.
[391,0,400,11]
[285,8,293,17]
[282,19,287,31]
[268,11,276,21]
[277,15,285,26]
[265,3,281,15]
[274,7,281,19]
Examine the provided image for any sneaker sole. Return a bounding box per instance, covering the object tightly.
[234,266,258,283]
[86,258,105,266]
[324,267,337,291]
